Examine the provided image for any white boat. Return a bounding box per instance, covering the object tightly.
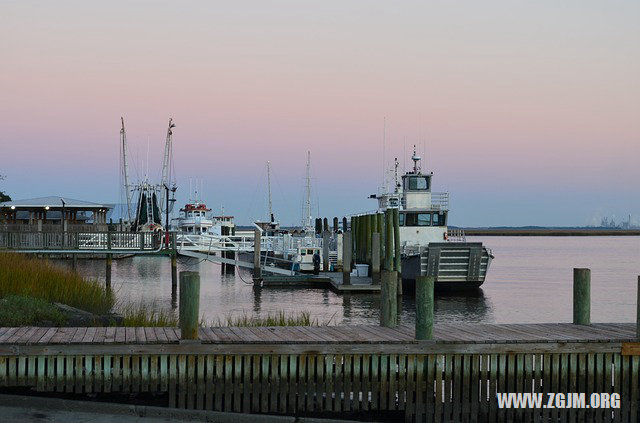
[293,246,323,273]
[174,201,236,238]
[367,147,494,291]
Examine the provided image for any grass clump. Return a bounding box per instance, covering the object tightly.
[211,311,323,327]
[0,295,67,326]
[0,252,114,314]
[118,301,178,327]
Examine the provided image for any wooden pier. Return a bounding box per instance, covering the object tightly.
[1,323,639,422]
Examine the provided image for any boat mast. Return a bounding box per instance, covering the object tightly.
[304,151,313,231]
[159,118,175,211]
[267,161,274,222]
[120,117,132,224]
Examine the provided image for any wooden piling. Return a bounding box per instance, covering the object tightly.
[637,276,640,339]
[253,229,261,280]
[371,233,381,285]
[71,254,77,271]
[333,217,339,233]
[415,276,435,340]
[380,270,398,327]
[573,268,591,325]
[105,254,112,290]
[342,231,352,285]
[365,214,372,267]
[322,231,330,272]
[179,271,200,340]
[323,217,329,233]
[171,254,177,290]
[342,217,347,233]
[384,210,394,271]
[377,212,384,260]
[393,208,403,296]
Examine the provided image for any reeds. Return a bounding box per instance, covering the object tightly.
[0,252,114,314]
[209,311,325,327]
[117,301,178,327]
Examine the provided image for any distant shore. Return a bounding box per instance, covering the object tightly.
[461,228,640,236]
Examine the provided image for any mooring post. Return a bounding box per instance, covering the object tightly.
[72,254,77,271]
[384,209,394,271]
[415,275,435,340]
[637,276,640,338]
[171,253,177,291]
[322,230,330,272]
[372,233,381,285]
[253,229,262,281]
[365,214,372,267]
[342,217,348,233]
[179,271,200,340]
[573,268,591,325]
[105,253,112,290]
[377,212,384,259]
[381,270,398,327]
[333,217,339,233]
[342,231,352,285]
[393,208,403,296]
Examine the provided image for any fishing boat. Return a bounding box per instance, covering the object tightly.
[367,147,493,291]
[174,201,236,237]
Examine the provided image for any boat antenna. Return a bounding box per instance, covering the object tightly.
[412,145,421,173]
[394,158,399,193]
[304,151,313,231]
[120,117,132,224]
[382,117,386,191]
[267,161,274,223]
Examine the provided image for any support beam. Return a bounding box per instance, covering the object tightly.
[393,208,403,296]
[322,230,330,272]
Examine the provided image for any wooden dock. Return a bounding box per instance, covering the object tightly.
[1,323,639,421]
[260,273,380,294]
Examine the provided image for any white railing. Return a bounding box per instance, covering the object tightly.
[431,192,449,210]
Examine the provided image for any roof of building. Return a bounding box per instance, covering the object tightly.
[0,196,112,209]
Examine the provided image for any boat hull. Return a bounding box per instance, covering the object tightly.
[401,242,493,292]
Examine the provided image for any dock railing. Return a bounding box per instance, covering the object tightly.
[0,231,175,252]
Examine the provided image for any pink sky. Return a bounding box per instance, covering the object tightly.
[1,1,639,226]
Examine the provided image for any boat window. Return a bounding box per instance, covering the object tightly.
[399,213,405,226]
[202,227,207,232]
[404,212,431,226]
[307,249,314,254]
[300,250,306,256]
[406,176,429,191]
[418,213,431,226]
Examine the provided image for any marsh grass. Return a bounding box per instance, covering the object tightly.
[117,301,178,327]
[0,252,114,314]
[0,295,68,326]
[209,311,327,327]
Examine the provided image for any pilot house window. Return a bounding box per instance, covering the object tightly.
[406,176,429,190]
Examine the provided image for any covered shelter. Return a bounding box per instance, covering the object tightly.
[0,196,112,232]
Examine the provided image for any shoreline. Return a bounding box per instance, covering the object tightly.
[463,228,640,236]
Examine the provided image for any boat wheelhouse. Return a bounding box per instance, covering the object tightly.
[367,147,493,290]
[176,202,213,235]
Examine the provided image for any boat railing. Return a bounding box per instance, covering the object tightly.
[446,228,467,242]
[431,192,449,210]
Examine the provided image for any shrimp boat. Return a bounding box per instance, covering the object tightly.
[367,147,494,291]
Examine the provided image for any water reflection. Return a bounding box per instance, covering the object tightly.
[58,236,640,325]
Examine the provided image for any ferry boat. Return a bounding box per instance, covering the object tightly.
[368,147,493,291]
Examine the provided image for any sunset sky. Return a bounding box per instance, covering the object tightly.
[1,1,638,226]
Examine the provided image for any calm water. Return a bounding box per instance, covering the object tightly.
[66,236,640,325]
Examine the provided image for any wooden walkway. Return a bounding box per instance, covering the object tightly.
[0,323,637,346]
[2,323,640,422]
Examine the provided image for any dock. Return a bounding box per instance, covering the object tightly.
[1,323,639,422]
[260,272,380,294]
